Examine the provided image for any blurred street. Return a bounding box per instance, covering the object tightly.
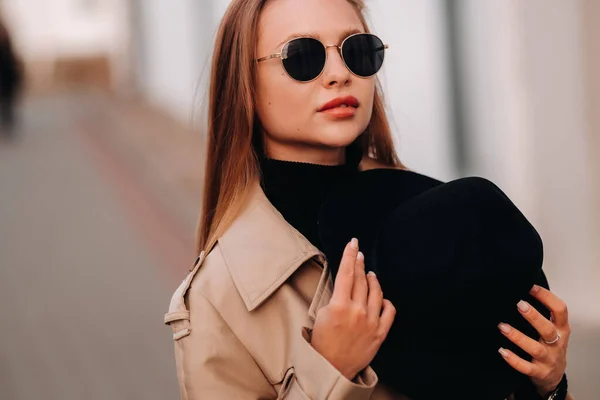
[0,93,198,400]
[0,92,598,399]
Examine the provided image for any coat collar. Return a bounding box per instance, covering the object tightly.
[217,181,324,311]
[217,156,397,312]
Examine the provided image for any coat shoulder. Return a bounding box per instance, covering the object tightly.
[186,244,247,312]
[164,244,240,324]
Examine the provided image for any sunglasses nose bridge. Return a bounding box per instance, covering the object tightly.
[324,44,343,56]
[323,44,345,69]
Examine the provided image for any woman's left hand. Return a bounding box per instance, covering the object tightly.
[497,284,571,397]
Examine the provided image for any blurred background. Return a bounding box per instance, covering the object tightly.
[0,0,598,399]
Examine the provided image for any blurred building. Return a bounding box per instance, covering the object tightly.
[0,0,131,94]
[2,0,598,323]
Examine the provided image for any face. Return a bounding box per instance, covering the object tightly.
[255,0,376,164]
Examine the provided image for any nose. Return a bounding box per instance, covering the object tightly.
[321,45,351,88]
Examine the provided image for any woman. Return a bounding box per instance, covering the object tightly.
[164,0,572,398]
[0,17,23,138]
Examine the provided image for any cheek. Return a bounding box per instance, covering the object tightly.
[256,70,311,133]
[357,80,376,128]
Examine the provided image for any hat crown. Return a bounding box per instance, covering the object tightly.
[318,170,547,400]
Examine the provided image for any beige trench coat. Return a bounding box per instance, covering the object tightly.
[164,158,571,400]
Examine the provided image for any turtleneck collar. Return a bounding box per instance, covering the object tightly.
[259,143,363,250]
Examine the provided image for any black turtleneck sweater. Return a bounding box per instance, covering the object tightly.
[259,144,362,250]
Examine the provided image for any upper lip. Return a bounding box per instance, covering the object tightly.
[318,96,360,111]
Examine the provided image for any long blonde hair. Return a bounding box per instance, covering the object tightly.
[197,0,405,254]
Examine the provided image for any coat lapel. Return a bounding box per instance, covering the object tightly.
[218,181,325,312]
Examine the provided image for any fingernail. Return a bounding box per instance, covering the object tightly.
[350,238,358,249]
[498,323,511,334]
[530,285,540,294]
[367,271,377,278]
[498,348,509,358]
[517,300,530,313]
[357,251,364,262]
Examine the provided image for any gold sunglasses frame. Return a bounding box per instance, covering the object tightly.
[256,33,389,83]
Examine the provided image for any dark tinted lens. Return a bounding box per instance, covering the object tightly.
[281,38,326,82]
[341,34,385,77]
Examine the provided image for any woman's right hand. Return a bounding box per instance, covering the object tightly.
[311,238,396,381]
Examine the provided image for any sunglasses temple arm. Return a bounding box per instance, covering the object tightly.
[257,53,282,63]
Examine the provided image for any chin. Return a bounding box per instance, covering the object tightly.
[314,125,364,148]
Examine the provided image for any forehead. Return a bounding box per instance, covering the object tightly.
[258,0,365,50]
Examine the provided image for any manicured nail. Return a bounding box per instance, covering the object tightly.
[498,323,511,334]
[517,300,530,313]
[350,238,358,249]
[367,271,377,278]
[530,285,540,294]
[357,251,364,262]
[498,348,510,358]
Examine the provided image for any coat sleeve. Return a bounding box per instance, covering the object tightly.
[167,289,378,400]
[283,326,378,399]
[169,289,277,400]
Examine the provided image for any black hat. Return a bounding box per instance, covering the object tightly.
[318,169,550,400]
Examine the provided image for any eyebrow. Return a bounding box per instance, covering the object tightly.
[275,27,364,49]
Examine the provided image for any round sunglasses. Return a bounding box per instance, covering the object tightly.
[256,33,388,82]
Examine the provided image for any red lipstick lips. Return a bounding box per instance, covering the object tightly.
[318,96,359,118]
[318,96,360,111]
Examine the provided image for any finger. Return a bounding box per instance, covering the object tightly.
[366,271,383,323]
[351,251,368,304]
[529,285,569,328]
[498,347,544,379]
[331,238,358,303]
[498,323,549,360]
[517,300,560,343]
[377,299,396,338]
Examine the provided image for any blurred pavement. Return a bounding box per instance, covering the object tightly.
[0,92,597,399]
[0,93,195,400]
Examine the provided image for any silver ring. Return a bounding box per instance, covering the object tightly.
[543,331,561,345]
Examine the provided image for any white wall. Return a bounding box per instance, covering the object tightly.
[2,0,128,57]
[518,0,598,324]
[458,0,599,324]
[134,0,208,122]
[1,0,131,89]
[1,0,58,59]
[368,1,455,181]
